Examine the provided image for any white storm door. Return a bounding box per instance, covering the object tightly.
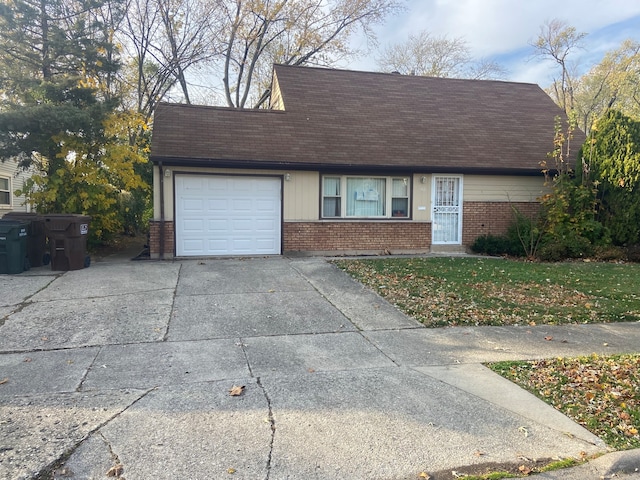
[175,175,281,256]
[432,175,463,244]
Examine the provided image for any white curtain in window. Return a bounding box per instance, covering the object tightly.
[346,178,385,216]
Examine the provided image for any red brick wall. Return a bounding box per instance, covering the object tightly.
[462,202,541,245]
[149,220,175,258]
[283,221,431,254]
[152,202,540,256]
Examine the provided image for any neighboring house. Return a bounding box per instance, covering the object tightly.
[149,64,583,258]
[0,160,31,215]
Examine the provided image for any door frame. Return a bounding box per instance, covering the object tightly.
[431,175,463,245]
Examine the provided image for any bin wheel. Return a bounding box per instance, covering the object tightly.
[43,252,51,266]
[24,257,31,272]
[84,255,91,268]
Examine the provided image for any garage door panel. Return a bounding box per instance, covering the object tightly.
[183,219,204,233]
[176,175,281,256]
[208,198,229,211]
[182,198,204,212]
[208,219,229,230]
[183,239,204,253]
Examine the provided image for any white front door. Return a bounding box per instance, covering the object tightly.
[432,175,463,244]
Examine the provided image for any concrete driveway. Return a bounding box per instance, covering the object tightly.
[1,256,639,480]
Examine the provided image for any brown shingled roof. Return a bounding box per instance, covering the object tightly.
[150,64,584,174]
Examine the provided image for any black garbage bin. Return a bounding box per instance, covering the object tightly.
[0,219,30,274]
[2,212,49,267]
[43,214,91,271]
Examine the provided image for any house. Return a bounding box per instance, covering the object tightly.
[0,160,31,215]
[149,64,583,258]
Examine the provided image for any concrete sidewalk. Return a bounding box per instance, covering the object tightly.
[0,256,638,479]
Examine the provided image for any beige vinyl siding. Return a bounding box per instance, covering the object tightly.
[153,167,318,222]
[270,73,285,110]
[464,175,547,203]
[0,160,31,213]
[412,174,431,222]
[283,171,318,220]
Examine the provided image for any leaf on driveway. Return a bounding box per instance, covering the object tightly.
[0,378,8,385]
[106,464,124,477]
[544,336,553,341]
[229,385,245,396]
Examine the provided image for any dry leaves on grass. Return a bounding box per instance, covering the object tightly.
[491,354,640,450]
[335,260,608,327]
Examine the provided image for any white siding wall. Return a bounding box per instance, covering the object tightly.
[0,160,31,214]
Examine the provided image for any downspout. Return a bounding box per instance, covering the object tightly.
[158,161,165,259]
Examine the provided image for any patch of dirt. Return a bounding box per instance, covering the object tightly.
[89,234,148,261]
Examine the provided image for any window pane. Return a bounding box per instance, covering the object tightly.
[323,197,340,217]
[392,178,408,197]
[392,198,408,217]
[0,178,8,191]
[0,191,9,205]
[346,178,385,217]
[323,177,340,196]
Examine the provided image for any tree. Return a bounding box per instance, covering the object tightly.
[580,110,640,245]
[376,30,506,80]
[0,0,149,243]
[531,19,586,115]
[0,0,119,172]
[573,40,640,133]
[218,0,402,108]
[117,0,217,115]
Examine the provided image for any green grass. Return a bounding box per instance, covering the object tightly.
[334,257,640,327]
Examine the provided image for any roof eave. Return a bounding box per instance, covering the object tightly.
[150,156,545,176]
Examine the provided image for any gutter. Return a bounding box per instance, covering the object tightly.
[158,161,165,259]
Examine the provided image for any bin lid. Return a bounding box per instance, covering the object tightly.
[0,219,29,234]
[2,212,43,221]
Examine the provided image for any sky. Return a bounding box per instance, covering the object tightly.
[345,0,640,87]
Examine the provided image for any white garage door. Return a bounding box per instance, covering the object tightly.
[175,175,281,256]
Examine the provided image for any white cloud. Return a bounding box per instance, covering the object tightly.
[350,0,640,85]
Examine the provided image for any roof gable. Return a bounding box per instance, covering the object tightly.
[151,65,584,174]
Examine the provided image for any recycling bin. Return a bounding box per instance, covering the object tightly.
[0,219,30,274]
[2,212,49,267]
[43,214,91,271]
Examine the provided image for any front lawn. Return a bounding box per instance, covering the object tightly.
[490,354,640,450]
[334,257,640,327]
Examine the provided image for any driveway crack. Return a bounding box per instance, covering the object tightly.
[256,377,275,480]
[33,387,156,480]
[77,346,103,392]
[162,263,182,341]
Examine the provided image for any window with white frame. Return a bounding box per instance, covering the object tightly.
[321,175,410,218]
[0,177,10,206]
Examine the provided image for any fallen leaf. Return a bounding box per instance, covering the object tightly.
[473,450,485,457]
[106,464,124,477]
[227,467,236,474]
[518,426,529,437]
[418,472,431,479]
[544,336,553,341]
[307,368,316,373]
[518,464,532,475]
[0,378,8,385]
[229,385,245,396]
[23,357,32,363]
